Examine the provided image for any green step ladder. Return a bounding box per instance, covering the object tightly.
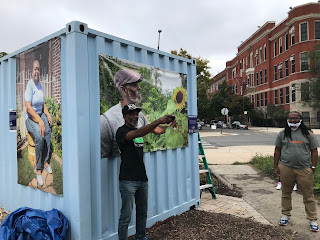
[198,132,216,199]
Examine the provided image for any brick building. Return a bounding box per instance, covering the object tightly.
[210,2,320,127]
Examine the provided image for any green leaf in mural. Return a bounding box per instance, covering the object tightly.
[161,99,177,116]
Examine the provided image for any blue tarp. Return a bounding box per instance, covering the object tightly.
[0,207,68,240]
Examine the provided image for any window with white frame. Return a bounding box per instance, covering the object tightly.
[259,47,262,64]
[247,76,250,87]
[291,84,296,102]
[274,65,277,80]
[274,41,277,57]
[256,72,259,86]
[250,52,253,68]
[264,92,267,106]
[260,70,263,85]
[233,83,237,93]
[300,52,309,71]
[260,93,263,106]
[285,86,289,103]
[264,44,267,61]
[251,74,254,87]
[290,26,295,45]
[274,89,278,104]
[264,68,267,83]
[232,67,237,78]
[315,21,320,39]
[255,49,258,66]
[251,95,254,104]
[291,55,295,73]
[246,56,248,69]
[243,58,245,70]
[300,22,308,42]
[280,88,283,104]
[301,82,309,101]
[285,34,288,51]
[279,37,282,54]
[256,94,260,107]
[279,62,283,79]
[285,60,289,77]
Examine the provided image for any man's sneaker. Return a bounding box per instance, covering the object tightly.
[44,164,52,174]
[276,182,282,190]
[310,220,319,232]
[36,174,43,186]
[279,215,290,226]
[293,184,298,191]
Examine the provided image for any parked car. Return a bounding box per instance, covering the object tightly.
[199,121,205,126]
[197,122,202,130]
[218,121,229,129]
[232,121,248,129]
[210,120,219,127]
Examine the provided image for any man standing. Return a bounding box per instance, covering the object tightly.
[274,111,319,232]
[116,104,175,240]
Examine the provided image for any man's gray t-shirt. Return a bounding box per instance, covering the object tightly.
[100,102,149,158]
[275,129,319,169]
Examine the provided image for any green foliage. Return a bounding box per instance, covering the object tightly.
[51,158,63,196]
[0,52,7,58]
[171,48,214,120]
[304,44,320,110]
[250,154,320,193]
[45,97,62,158]
[17,148,35,186]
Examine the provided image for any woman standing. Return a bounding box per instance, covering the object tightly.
[25,60,52,186]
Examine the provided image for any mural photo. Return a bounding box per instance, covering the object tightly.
[16,38,63,196]
[99,54,188,159]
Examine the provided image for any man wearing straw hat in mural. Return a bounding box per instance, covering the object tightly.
[116,103,175,240]
[100,69,169,159]
[25,60,52,186]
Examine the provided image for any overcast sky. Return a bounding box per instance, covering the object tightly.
[0,0,317,76]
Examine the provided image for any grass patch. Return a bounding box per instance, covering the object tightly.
[249,154,320,193]
[17,148,35,185]
[51,158,63,196]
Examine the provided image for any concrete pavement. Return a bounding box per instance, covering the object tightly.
[199,127,320,239]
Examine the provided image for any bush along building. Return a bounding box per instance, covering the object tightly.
[211,2,320,128]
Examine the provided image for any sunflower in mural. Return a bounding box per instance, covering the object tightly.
[172,87,187,109]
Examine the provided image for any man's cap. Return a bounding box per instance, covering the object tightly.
[114,69,142,88]
[122,104,142,115]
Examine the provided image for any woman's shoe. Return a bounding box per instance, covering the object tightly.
[44,164,52,174]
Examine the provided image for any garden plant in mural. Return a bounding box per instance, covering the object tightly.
[99,54,188,152]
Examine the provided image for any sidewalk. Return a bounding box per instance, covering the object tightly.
[199,128,320,239]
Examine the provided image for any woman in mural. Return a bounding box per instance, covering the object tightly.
[25,59,52,186]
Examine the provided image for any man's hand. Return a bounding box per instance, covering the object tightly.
[39,119,45,137]
[157,115,175,125]
[274,166,280,178]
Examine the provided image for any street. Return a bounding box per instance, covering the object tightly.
[199,126,320,149]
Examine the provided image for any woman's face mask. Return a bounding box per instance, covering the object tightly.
[287,120,302,131]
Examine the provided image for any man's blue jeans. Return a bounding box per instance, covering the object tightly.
[118,180,148,240]
[25,113,51,171]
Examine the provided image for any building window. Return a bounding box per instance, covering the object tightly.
[246,56,248,69]
[257,94,260,107]
[259,47,262,64]
[250,52,253,68]
[247,76,250,87]
[285,60,289,77]
[260,93,263,106]
[265,92,267,106]
[233,83,238,93]
[232,67,237,78]
[279,63,283,79]
[291,55,295,73]
[291,84,296,102]
[260,70,263,85]
[243,58,245,70]
[251,95,254,104]
[275,89,278,104]
[317,111,320,122]
[300,22,308,42]
[264,44,267,61]
[255,49,259,66]
[280,88,283,104]
[301,82,309,101]
[264,68,267,83]
[285,86,289,103]
[300,52,309,71]
[274,41,277,56]
[315,21,320,39]
[274,65,277,80]
[279,37,282,54]
[251,74,254,87]
[302,112,310,122]
[285,34,289,51]
[256,72,259,86]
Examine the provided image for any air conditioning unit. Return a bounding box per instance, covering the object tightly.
[290,55,295,61]
[289,27,295,34]
[291,86,295,91]
[278,64,282,69]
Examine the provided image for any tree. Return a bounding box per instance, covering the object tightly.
[0,52,7,58]
[305,44,320,110]
[267,103,288,127]
[171,48,214,120]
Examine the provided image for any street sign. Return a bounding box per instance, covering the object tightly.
[221,108,229,115]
